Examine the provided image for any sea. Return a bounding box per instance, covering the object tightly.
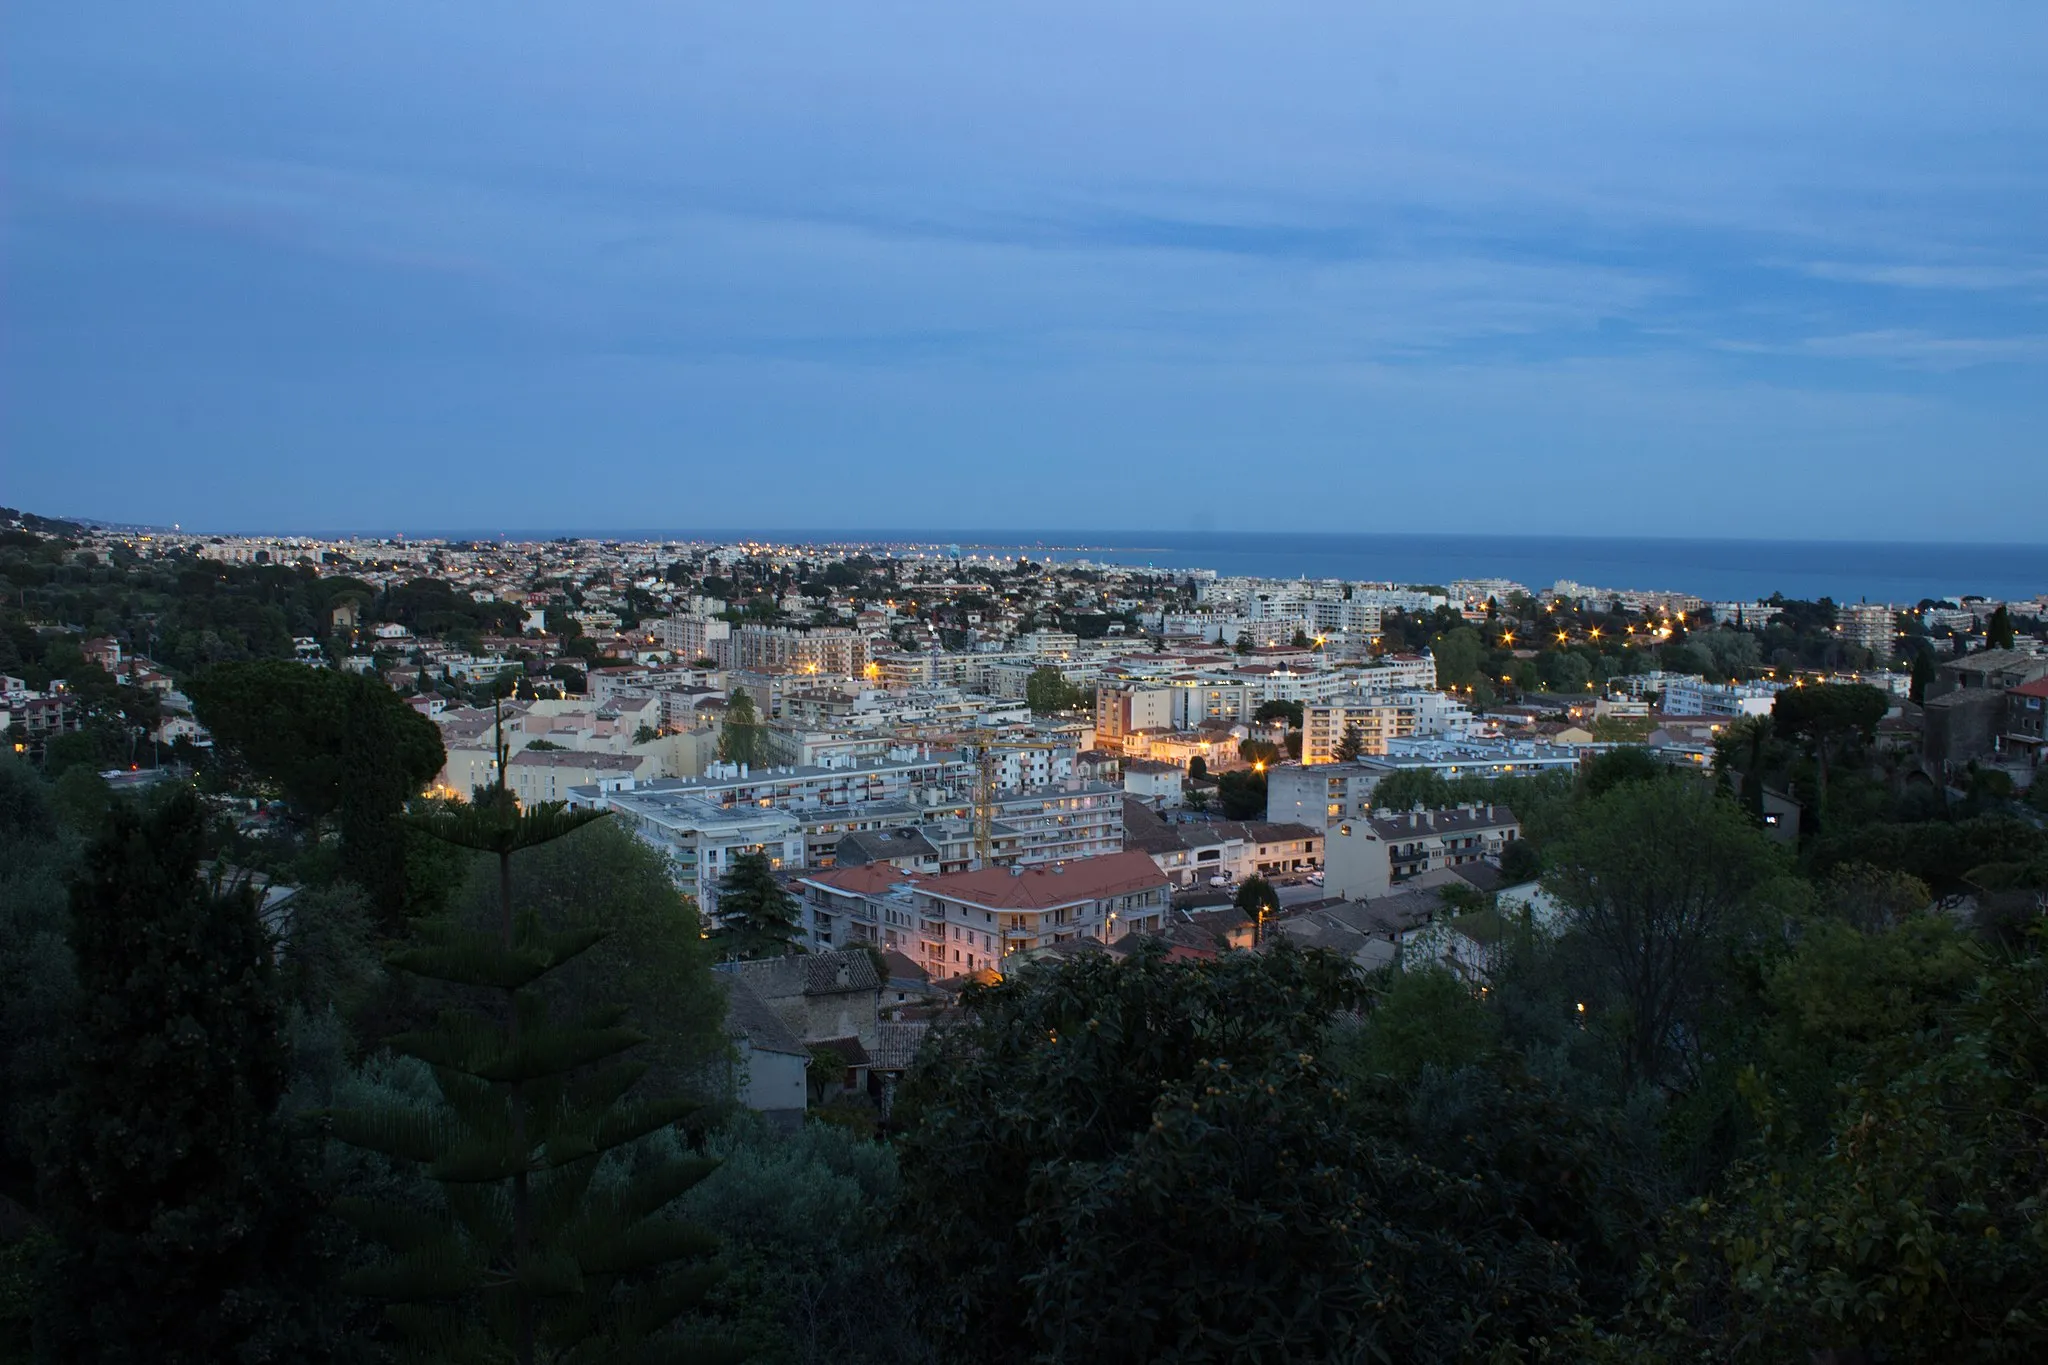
[389,530,2048,607]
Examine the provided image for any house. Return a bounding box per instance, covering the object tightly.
[1320,804,1520,898]
[1369,804,1520,882]
[1927,649,2048,701]
[1120,797,1323,887]
[1122,757,1185,808]
[834,826,942,874]
[81,637,122,673]
[723,977,808,1131]
[2002,678,2048,773]
[721,949,884,1057]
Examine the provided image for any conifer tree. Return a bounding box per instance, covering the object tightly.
[330,738,740,1365]
[38,787,317,1364]
[711,851,803,960]
[716,688,766,767]
[1333,721,1366,762]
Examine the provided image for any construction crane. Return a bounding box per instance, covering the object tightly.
[957,733,1061,868]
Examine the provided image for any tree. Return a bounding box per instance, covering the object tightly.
[38,787,319,1362]
[633,722,661,745]
[1986,604,2016,650]
[455,817,731,1095]
[1498,838,1543,884]
[1909,645,1936,705]
[1025,666,1083,716]
[1659,946,2048,1363]
[1233,630,1253,655]
[718,687,768,767]
[894,944,1650,1365]
[1369,768,1450,813]
[0,759,77,1215]
[1233,876,1278,938]
[188,661,444,925]
[1333,721,1366,762]
[1544,780,1783,1092]
[1253,699,1303,728]
[1215,767,1267,820]
[712,851,802,960]
[1237,738,1281,769]
[1580,746,1666,798]
[331,767,737,1365]
[1186,755,1209,782]
[1773,683,1888,818]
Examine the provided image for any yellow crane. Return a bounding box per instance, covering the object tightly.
[956,733,1060,868]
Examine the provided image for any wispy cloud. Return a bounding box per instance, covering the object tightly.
[1716,329,2048,371]
[1802,261,2048,291]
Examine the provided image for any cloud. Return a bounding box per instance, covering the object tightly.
[1716,329,2048,371]
[1802,261,2048,291]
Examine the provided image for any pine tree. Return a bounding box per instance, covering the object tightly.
[1987,604,2016,650]
[330,744,740,1365]
[711,851,802,960]
[1333,721,1366,762]
[716,688,766,767]
[38,788,318,1363]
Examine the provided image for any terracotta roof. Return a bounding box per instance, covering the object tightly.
[2014,677,2048,699]
[920,852,1169,910]
[800,863,923,896]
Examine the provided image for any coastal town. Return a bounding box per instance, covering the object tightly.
[7,513,2045,1108]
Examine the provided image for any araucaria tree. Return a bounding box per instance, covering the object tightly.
[38,788,317,1363]
[330,768,739,1365]
[712,851,802,960]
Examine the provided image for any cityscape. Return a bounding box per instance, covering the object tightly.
[6,1,2047,1360]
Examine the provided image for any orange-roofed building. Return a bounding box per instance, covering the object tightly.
[793,850,1172,980]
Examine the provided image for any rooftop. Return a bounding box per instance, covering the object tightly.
[920,851,1169,910]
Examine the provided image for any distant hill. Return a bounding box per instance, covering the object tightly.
[0,506,87,539]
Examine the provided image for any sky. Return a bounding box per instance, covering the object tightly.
[5,2,2046,539]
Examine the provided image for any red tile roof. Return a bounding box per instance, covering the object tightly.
[2013,677,2048,699]
[920,852,1168,910]
[800,862,923,895]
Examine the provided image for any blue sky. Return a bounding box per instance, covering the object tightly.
[5,2,2045,538]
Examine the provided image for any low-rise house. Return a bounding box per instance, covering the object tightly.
[723,978,808,1132]
[2003,678,2048,772]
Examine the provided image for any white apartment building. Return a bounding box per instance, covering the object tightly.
[1661,679,1783,719]
[1838,603,1898,656]
[1301,690,1475,764]
[657,613,731,661]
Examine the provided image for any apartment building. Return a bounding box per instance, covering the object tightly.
[656,612,732,661]
[509,749,657,807]
[1095,683,1176,752]
[1301,690,1474,764]
[1369,804,1521,882]
[1660,679,1784,718]
[599,789,807,916]
[794,851,1173,977]
[1838,602,1898,657]
[729,624,868,678]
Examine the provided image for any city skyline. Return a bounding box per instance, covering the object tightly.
[7,2,2046,537]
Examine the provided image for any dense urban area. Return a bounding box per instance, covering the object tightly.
[3,504,2047,1363]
